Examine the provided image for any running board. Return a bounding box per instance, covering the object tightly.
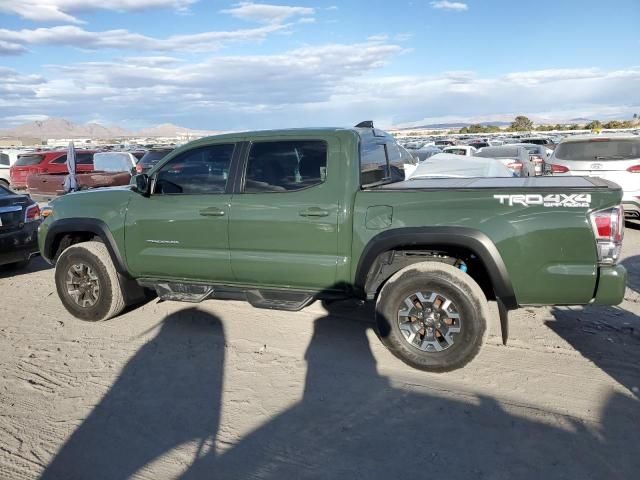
[246,290,315,311]
[139,280,315,311]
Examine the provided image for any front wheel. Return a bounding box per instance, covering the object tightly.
[55,241,126,321]
[375,262,488,372]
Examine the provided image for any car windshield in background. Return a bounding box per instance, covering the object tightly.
[0,185,11,196]
[139,150,173,168]
[555,139,640,161]
[476,147,520,158]
[15,154,43,166]
[446,148,467,155]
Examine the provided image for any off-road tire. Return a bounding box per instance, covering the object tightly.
[55,241,126,321]
[375,262,488,372]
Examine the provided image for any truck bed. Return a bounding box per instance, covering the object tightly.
[26,171,131,199]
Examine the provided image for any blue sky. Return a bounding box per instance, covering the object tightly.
[0,0,638,130]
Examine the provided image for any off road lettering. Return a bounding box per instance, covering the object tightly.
[494,194,591,208]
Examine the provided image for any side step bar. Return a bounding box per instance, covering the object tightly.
[139,280,316,312]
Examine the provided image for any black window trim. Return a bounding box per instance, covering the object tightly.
[150,142,239,196]
[238,138,329,195]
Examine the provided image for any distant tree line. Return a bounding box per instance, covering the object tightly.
[394,114,639,136]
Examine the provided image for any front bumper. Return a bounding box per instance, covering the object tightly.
[591,264,626,305]
[0,221,40,266]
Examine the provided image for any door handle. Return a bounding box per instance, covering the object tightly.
[199,208,226,217]
[299,207,330,218]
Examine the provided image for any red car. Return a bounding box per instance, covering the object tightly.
[10,150,95,189]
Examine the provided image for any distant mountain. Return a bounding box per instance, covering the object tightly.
[395,121,511,130]
[0,117,220,139]
[136,123,223,138]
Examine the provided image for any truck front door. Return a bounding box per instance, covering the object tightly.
[124,143,237,281]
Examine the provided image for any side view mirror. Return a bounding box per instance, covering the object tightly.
[133,174,150,196]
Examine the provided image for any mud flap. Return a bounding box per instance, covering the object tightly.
[497,298,509,345]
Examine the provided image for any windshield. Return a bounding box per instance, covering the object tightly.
[0,184,11,196]
[15,154,43,166]
[555,139,640,160]
[445,148,467,155]
[140,150,173,167]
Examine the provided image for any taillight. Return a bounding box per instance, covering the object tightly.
[550,164,569,173]
[135,163,143,173]
[626,165,640,173]
[507,161,523,170]
[589,206,624,265]
[25,204,41,223]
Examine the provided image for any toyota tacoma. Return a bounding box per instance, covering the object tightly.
[38,124,627,371]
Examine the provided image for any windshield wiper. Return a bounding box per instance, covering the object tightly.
[595,155,628,160]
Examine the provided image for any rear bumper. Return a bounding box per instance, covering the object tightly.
[0,221,40,266]
[591,264,626,305]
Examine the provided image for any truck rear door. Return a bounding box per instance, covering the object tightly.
[228,138,340,290]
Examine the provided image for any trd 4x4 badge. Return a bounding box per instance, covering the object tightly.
[493,194,591,208]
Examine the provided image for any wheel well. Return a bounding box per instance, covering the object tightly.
[51,232,100,262]
[364,246,495,301]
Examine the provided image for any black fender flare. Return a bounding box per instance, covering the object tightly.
[354,227,518,310]
[43,218,131,278]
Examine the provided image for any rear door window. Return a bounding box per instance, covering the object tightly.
[50,153,94,165]
[243,140,327,193]
[555,139,640,161]
[361,143,389,186]
[0,153,9,166]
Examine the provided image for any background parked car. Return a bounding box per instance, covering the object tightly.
[514,143,549,176]
[443,145,477,156]
[27,152,139,200]
[10,150,95,189]
[406,153,514,179]
[413,145,442,161]
[547,135,640,218]
[475,145,536,177]
[0,183,41,270]
[135,147,174,174]
[0,153,10,187]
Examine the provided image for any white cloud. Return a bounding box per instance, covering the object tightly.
[220,2,315,24]
[430,1,468,12]
[0,23,287,54]
[0,0,197,23]
[0,43,637,131]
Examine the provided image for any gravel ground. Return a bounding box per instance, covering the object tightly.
[1,226,639,479]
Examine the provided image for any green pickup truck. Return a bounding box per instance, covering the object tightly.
[38,125,627,371]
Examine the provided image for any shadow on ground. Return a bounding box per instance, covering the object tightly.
[0,255,51,279]
[547,254,640,399]
[40,301,640,480]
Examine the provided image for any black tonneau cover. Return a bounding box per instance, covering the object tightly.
[378,176,618,190]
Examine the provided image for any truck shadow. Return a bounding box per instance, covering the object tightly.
[39,300,640,479]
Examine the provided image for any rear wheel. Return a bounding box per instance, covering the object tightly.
[375,262,488,372]
[55,241,126,321]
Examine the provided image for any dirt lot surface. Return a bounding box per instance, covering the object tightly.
[1,227,639,480]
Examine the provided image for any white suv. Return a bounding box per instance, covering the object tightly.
[0,153,10,187]
[547,135,640,218]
